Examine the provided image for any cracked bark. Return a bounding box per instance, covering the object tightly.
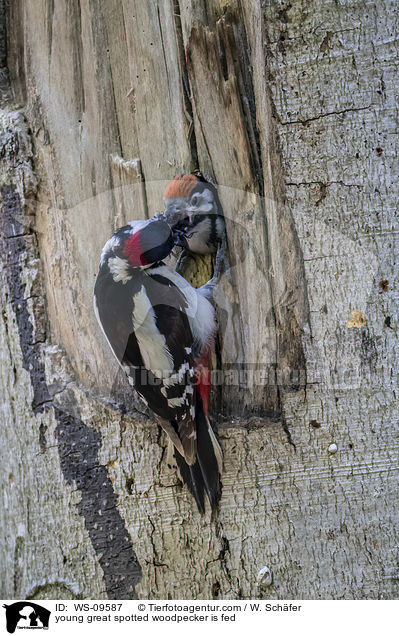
[1,0,398,600]
[279,105,372,126]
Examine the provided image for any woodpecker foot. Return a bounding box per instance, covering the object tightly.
[198,235,227,298]
[213,234,227,280]
[223,254,232,283]
[216,233,232,284]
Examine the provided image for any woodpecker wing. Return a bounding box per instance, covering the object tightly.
[134,268,197,464]
[94,261,197,464]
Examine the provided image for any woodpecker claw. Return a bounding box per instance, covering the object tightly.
[215,234,232,284]
[213,234,227,280]
[197,234,228,299]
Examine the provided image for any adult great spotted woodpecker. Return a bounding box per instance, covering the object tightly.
[164,173,226,256]
[94,216,224,512]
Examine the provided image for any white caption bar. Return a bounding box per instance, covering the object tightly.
[1,599,397,636]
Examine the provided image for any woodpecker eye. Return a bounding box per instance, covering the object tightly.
[190,193,201,207]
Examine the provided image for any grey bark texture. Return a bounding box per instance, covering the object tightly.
[1,0,398,600]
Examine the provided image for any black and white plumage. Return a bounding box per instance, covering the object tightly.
[94,217,223,511]
[164,173,226,255]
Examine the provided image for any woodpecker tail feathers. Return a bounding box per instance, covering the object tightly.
[174,401,222,513]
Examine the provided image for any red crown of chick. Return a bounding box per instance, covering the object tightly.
[164,174,199,199]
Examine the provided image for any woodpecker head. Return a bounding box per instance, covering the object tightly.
[100,217,174,274]
[164,173,220,222]
[164,173,224,254]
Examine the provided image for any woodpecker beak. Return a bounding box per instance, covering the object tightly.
[165,208,181,227]
[165,202,190,225]
[164,201,194,250]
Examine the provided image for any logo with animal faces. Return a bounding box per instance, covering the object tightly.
[3,603,51,633]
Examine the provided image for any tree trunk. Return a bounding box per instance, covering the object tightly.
[1,0,398,600]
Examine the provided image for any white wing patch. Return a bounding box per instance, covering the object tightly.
[168,396,186,408]
[108,256,132,284]
[163,361,191,387]
[132,286,174,378]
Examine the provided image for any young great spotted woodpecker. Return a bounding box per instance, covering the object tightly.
[94,216,224,512]
[164,173,226,256]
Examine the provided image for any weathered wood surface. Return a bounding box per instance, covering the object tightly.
[1,0,398,599]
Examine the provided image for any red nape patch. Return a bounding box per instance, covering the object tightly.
[123,232,147,266]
